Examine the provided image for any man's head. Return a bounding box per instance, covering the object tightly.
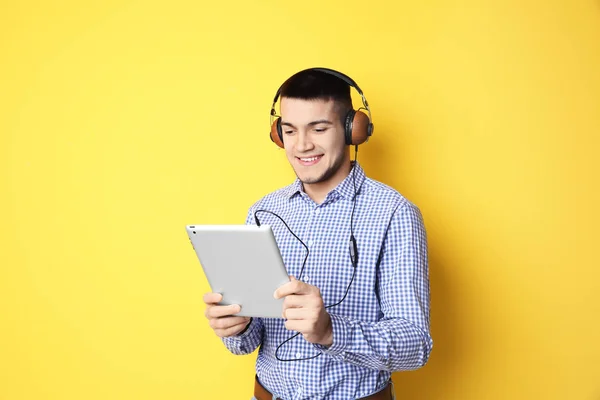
[277,69,353,193]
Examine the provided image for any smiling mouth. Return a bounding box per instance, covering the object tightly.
[297,155,323,166]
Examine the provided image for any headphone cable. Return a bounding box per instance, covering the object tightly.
[253,147,360,361]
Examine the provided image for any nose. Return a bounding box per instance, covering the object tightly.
[295,130,314,152]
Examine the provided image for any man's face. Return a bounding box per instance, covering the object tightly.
[280,97,349,187]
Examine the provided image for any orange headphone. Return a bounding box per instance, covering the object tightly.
[269,67,374,148]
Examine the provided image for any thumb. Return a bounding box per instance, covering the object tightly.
[289,275,297,282]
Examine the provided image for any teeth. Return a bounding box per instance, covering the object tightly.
[300,156,319,162]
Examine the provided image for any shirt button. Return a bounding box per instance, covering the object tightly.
[296,352,302,358]
[307,239,313,246]
[303,276,310,283]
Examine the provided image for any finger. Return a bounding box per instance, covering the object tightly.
[203,292,223,304]
[206,304,241,318]
[282,294,311,310]
[273,280,294,299]
[274,279,311,299]
[210,316,250,330]
[283,307,313,321]
[215,319,252,338]
[284,319,310,333]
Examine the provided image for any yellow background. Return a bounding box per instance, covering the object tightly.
[1,0,599,399]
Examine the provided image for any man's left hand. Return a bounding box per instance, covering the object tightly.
[274,276,333,346]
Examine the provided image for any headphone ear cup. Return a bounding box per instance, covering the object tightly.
[270,117,284,148]
[349,110,371,145]
[344,110,356,146]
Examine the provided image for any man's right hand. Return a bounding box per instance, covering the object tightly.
[203,293,251,338]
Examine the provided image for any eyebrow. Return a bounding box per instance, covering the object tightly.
[280,119,333,128]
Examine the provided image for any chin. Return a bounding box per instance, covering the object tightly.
[296,173,316,184]
[300,177,320,185]
[292,170,311,183]
[298,171,328,185]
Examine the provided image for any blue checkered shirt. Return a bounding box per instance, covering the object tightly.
[222,162,432,399]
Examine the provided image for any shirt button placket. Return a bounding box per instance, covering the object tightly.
[307,206,319,249]
[304,206,319,285]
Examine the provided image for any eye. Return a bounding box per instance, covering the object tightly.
[284,130,294,135]
[314,127,328,133]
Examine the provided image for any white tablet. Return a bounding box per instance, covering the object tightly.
[186,224,290,319]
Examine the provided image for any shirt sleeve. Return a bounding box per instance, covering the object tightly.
[219,204,265,355]
[313,202,433,371]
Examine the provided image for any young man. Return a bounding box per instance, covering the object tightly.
[203,68,432,400]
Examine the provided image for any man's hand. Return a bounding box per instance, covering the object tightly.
[203,293,251,338]
[274,276,333,346]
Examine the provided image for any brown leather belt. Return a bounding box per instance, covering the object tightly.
[254,375,393,400]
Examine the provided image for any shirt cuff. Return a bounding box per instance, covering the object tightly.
[221,318,259,350]
[236,317,253,336]
[234,318,258,339]
[313,314,349,359]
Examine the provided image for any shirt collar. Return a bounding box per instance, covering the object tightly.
[283,178,303,199]
[283,161,366,201]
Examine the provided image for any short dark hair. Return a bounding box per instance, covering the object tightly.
[279,69,352,119]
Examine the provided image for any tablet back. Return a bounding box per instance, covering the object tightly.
[186,225,289,319]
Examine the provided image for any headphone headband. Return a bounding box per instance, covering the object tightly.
[271,67,370,109]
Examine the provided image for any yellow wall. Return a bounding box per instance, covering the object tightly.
[1,1,599,399]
